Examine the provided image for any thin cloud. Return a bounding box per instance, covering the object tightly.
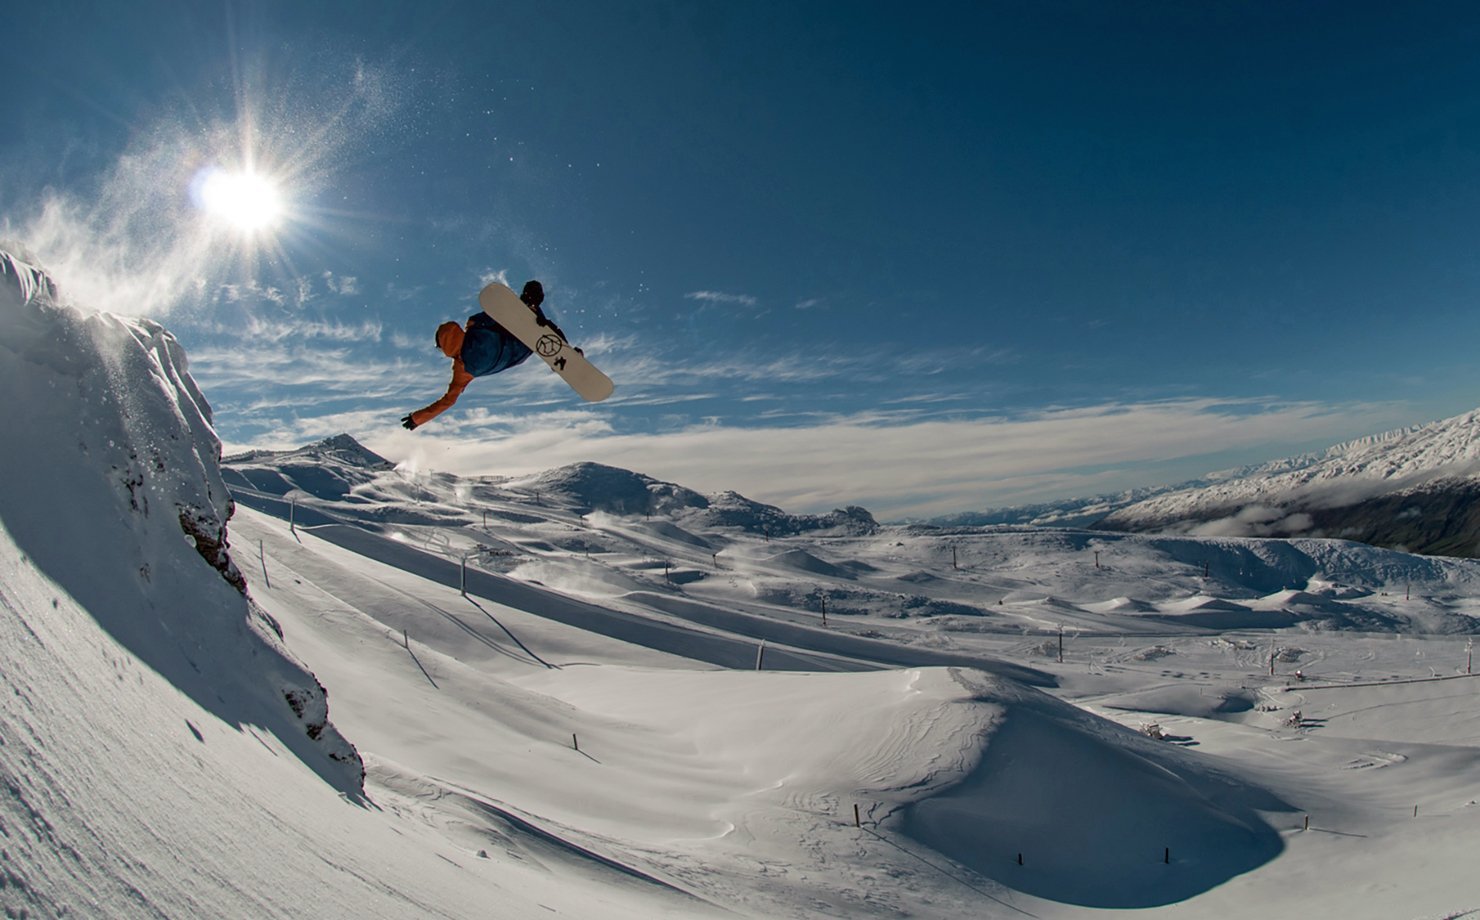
[184,315,385,344]
[599,341,1012,389]
[685,290,759,308]
[322,271,360,296]
[477,268,512,288]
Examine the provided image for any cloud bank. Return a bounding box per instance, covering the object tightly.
[344,397,1404,520]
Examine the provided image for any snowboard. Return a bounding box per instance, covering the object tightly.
[477,282,614,403]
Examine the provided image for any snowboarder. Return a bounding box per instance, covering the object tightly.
[400,280,572,430]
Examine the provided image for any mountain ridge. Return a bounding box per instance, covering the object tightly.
[1094,408,1480,556]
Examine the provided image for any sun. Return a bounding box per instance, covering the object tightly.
[191,166,286,234]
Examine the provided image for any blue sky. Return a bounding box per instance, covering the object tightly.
[5,1,1480,518]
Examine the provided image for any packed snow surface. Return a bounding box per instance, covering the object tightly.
[5,245,1480,917]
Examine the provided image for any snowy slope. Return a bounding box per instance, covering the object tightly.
[227,436,1480,917]
[1098,409,1480,552]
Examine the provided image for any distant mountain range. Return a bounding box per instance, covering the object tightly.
[223,437,881,539]
[935,408,1480,558]
[1091,409,1480,557]
[235,404,1480,560]
[920,458,1338,531]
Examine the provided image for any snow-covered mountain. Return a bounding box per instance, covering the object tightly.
[8,239,1480,918]
[1097,409,1480,555]
[226,440,881,537]
[0,246,386,914]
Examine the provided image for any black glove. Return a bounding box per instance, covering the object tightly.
[401,414,418,430]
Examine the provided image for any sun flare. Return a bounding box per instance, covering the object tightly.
[192,167,285,234]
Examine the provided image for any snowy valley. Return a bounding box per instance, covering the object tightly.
[4,244,1480,918]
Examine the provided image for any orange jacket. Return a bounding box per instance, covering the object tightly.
[407,322,475,428]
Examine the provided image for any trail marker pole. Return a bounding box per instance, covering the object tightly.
[1058,626,1064,664]
[289,499,296,535]
[755,640,766,671]
[460,554,469,596]
[854,804,860,828]
[573,733,580,752]
[258,540,271,589]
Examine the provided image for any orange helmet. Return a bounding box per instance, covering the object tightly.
[435,321,464,358]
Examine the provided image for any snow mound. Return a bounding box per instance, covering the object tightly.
[1147,595,1299,629]
[1164,595,1254,614]
[1095,685,1258,719]
[517,665,1287,910]
[902,671,1285,908]
[1256,589,1337,610]
[1087,596,1158,614]
[627,518,717,550]
[765,547,856,579]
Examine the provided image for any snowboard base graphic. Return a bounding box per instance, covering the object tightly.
[477,283,614,403]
